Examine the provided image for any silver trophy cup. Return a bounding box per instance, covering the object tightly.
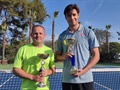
[64,38,77,74]
[37,54,49,88]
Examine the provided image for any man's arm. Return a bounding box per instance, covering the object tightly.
[13,68,33,80]
[55,51,65,62]
[13,68,44,82]
[41,67,56,77]
[55,51,74,62]
[74,47,100,76]
[83,47,100,71]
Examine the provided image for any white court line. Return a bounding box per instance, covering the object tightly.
[94,82,112,90]
[0,75,14,88]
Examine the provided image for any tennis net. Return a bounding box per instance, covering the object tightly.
[0,68,120,90]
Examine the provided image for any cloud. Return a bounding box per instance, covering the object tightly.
[91,1,103,16]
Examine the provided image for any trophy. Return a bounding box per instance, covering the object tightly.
[37,54,49,88]
[64,38,77,74]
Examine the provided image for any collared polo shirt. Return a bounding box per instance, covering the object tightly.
[56,24,99,83]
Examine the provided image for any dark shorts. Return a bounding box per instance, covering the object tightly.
[62,82,94,90]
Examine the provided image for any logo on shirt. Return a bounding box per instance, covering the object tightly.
[80,32,84,36]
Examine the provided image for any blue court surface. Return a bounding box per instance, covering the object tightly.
[0,68,120,90]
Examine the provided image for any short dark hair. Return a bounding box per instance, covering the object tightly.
[32,25,45,32]
[64,4,80,16]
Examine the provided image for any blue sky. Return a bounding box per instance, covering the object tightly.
[42,0,120,43]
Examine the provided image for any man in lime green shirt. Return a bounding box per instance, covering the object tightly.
[13,25,56,90]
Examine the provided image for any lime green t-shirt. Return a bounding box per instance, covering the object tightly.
[13,44,55,90]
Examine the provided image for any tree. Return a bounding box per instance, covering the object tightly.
[0,0,24,64]
[18,0,47,43]
[0,0,47,63]
[88,26,106,46]
[100,42,120,63]
[117,31,120,40]
[5,37,27,63]
[0,9,10,64]
[0,23,7,64]
[44,40,52,48]
[0,0,47,43]
[105,25,111,54]
[52,11,59,52]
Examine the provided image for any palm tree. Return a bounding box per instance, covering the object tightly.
[15,0,47,43]
[88,26,101,45]
[88,26,92,29]
[106,25,111,54]
[52,11,59,52]
[28,10,37,43]
[117,31,120,40]
[0,22,7,64]
[0,0,20,64]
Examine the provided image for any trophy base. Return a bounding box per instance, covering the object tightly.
[37,83,46,88]
[70,66,77,74]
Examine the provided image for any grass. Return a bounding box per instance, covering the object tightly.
[55,62,63,68]
[0,64,13,70]
[0,62,63,70]
[95,63,120,66]
[0,62,120,70]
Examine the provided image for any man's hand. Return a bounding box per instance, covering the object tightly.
[40,69,48,77]
[64,52,73,60]
[32,74,44,82]
[73,68,86,77]
[55,51,72,61]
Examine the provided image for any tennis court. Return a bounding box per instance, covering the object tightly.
[0,68,120,90]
